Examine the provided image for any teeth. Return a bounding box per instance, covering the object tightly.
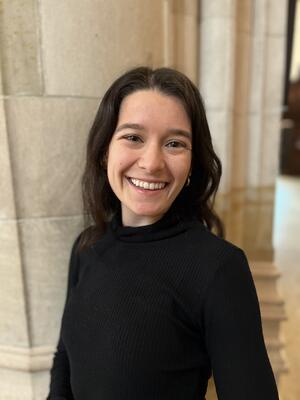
[130,178,166,190]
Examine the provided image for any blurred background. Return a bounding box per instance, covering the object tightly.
[0,0,299,399]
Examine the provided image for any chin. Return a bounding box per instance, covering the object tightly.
[134,209,163,217]
[132,206,166,218]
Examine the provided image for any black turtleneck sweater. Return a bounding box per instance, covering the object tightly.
[47,210,279,400]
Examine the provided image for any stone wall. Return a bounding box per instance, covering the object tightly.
[198,1,288,398]
[0,1,165,398]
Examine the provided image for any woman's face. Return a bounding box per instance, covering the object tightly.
[106,89,192,226]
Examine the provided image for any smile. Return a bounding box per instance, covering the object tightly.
[127,177,167,191]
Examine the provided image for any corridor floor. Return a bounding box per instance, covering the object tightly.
[273,175,300,400]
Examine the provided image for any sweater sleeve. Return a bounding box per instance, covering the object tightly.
[47,234,81,400]
[202,247,279,400]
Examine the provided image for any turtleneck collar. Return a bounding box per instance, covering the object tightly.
[108,207,199,243]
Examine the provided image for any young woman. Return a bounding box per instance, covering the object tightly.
[47,67,279,399]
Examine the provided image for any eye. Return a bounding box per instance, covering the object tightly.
[165,140,187,148]
[122,134,143,143]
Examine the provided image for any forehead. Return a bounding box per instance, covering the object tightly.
[117,89,191,130]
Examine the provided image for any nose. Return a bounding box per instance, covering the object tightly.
[137,142,165,173]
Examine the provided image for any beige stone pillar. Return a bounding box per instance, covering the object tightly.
[163,0,199,82]
[199,0,288,398]
[0,1,164,398]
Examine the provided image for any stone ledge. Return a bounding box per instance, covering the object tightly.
[0,345,54,372]
[259,296,285,305]
[260,307,287,321]
[268,349,289,374]
[265,337,285,350]
[251,261,281,278]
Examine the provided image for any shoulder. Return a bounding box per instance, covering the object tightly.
[67,226,101,285]
[183,219,244,263]
[180,221,251,299]
[70,223,112,264]
[68,226,98,268]
[72,224,107,254]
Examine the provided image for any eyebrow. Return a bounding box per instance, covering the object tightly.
[115,123,192,140]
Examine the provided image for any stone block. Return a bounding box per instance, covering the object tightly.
[248,1,268,115]
[0,99,16,219]
[247,113,263,187]
[206,109,233,193]
[0,0,43,95]
[5,96,99,218]
[0,367,32,399]
[18,215,84,346]
[248,111,282,191]
[199,17,235,110]
[200,0,234,19]
[249,36,266,113]
[266,0,288,36]
[261,112,281,185]
[0,220,29,346]
[236,0,252,33]
[172,0,198,16]
[234,31,251,115]
[173,10,198,83]
[33,370,51,400]
[0,60,4,95]
[253,0,267,37]
[40,0,164,96]
[231,114,248,188]
[264,36,286,111]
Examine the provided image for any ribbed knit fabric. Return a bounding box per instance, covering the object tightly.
[47,209,279,400]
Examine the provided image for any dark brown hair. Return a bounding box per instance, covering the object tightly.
[79,66,223,250]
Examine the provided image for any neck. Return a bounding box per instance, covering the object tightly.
[107,207,199,243]
[121,211,166,227]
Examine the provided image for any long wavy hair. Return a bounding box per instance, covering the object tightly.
[79,66,224,250]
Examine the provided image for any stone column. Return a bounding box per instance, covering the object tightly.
[199,0,288,398]
[0,1,164,398]
[163,0,199,82]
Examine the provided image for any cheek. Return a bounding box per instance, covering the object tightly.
[107,151,124,170]
[115,161,128,176]
[107,158,130,186]
[172,158,191,180]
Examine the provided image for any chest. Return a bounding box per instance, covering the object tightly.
[61,246,205,371]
